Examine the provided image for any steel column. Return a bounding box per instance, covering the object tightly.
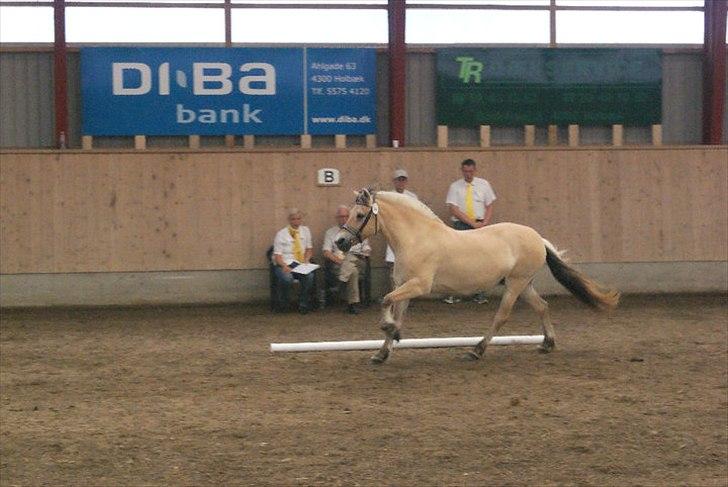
[224,0,232,47]
[53,0,69,148]
[702,0,727,145]
[388,0,406,147]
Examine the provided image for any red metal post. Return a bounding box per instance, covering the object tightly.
[702,0,727,145]
[224,0,232,47]
[388,0,406,147]
[53,0,69,148]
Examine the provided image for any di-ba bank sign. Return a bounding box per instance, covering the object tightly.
[81,47,376,136]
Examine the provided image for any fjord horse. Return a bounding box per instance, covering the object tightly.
[335,189,619,364]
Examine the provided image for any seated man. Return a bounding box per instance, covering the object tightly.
[272,208,315,314]
[322,205,371,314]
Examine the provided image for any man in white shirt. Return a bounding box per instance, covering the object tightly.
[444,158,496,304]
[272,208,315,314]
[322,205,371,314]
[385,169,419,265]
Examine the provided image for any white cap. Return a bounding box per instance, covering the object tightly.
[393,169,409,179]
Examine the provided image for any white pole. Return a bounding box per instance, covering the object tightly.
[270,335,544,353]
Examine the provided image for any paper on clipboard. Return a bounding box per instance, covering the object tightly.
[290,263,320,275]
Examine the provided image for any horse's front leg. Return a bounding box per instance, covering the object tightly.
[371,277,431,364]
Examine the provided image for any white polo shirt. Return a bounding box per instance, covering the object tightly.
[273,225,313,265]
[445,177,496,222]
[322,226,371,259]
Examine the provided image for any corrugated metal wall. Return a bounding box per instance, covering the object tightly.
[0,48,723,148]
[662,53,703,144]
[0,51,55,148]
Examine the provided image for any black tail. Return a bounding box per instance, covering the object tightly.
[545,247,620,312]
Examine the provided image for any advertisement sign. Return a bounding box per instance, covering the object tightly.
[306,48,375,135]
[437,48,662,127]
[81,47,376,136]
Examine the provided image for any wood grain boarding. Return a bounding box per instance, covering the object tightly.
[0,147,725,274]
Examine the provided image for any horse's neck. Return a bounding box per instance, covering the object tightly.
[378,199,434,256]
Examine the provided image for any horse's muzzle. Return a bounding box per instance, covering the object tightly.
[335,237,352,252]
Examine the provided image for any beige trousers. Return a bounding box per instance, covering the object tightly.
[338,253,365,304]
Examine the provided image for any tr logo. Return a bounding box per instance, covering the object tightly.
[456,56,483,84]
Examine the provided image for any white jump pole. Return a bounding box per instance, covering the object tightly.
[270,335,544,353]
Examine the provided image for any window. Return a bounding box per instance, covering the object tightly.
[0,7,53,43]
[557,11,703,44]
[407,9,549,44]
[231,8,387,44]
[65,7,225,43]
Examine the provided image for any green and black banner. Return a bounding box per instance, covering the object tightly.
[436,48,661,127]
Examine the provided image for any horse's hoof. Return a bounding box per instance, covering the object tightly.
[464,351,482,361]
[370,354,387,365]
[538,337,555,354]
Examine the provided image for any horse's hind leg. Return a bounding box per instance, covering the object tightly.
[468,278,529,361]
[521,284,556,353]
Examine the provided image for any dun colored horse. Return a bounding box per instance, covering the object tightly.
[335,189,620,364]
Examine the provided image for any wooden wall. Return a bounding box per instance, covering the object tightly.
[1,147,726,275]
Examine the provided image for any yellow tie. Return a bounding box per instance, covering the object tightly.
[465,183,475,220]
[289,226,304,262]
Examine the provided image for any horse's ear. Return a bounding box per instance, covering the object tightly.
[366,187,376,205]
[354,188,370,206]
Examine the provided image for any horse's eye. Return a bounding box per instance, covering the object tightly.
[356,213,365,220]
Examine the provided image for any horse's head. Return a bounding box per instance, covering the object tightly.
[335,188,378,252]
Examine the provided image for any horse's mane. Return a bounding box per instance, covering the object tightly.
[376,191,443,222]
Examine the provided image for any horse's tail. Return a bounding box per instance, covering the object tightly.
[543,241,620,312]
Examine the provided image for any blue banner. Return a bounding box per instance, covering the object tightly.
[81,47,376,136]
[306,48,376,135]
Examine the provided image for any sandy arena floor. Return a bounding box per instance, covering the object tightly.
[1,294,726,486]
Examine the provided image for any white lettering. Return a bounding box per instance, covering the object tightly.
[158,63,170,95]
[193,63,232,95]
[176,104,196,123]
[242,104,262,123]
[220,109,239,124]
[198,109,217,123]
[112,63,151,95]
[239,63,276,95]
[175,103,263,125]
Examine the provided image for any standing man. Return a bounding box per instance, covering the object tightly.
[444,158,496,304]
[385,168,418,271]
[272,208,315,314]
[322,205,371,314]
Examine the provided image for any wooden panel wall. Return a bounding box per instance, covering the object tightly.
[1,147,726,274]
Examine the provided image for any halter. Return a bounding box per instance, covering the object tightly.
[341,193,378,244]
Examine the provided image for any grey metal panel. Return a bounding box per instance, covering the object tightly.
[662,52,702,144]
[405,52,436,147]
[0,51,54,148]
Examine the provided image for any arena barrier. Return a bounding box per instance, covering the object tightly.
[270,335,544,353]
